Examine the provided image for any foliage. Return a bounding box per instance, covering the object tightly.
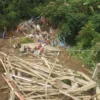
[70,21,100,68]
[69,42,100,69]
[69,48,96,68]
[83,0,100,13]
[89,13,100,33]
[76,21,98,49]
[92,43,100,63]
[0,0,52,30]
[0,0,100,68]
[41,0,90,44]
[20,37,34,44]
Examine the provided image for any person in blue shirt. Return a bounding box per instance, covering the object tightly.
[60,41,65,47]
[2,27,7,39]
[58,35,65,47]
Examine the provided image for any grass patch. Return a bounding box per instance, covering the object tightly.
[20,37,34,44]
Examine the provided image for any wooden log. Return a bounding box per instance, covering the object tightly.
[12,57,61,77]
[13,56,54,79]
[12,75,32,82]
[2,74,25,100]
[25,91,36,97]
[68,69,77,90]
[12,61,60,79]
[48,62,63,68]
[17,82,32,86]
[0,52,7,56]
[9,90,15,100]
[12,62,24,68]
[0,58,8,72]
[12,67,37,78]
[13,59,46,79]
[41,57,51,69]
[75,78,89,85]
[1,52,97,100]
[51,76,76,82]
[5,73,21,92]
[7,56,13,68]
[18,86,39,89]
[45,60,57,99]
[51,76,86,86]
[77,71,93,82]
[19,88,58,93]
[66,73,80,77]
[5,63,10,73]
[14,77,52,88]
[77,96,91,99]
[18,63,51,79]
[92,63,100,80]
[27,62,60,75]
[34,93,45,100]
[69,82,96,94]
[59,90,80,100]
[12,61,57,79]
[67,83,78,92]
[16,79,45,85]
[96,83,100,100]
[37,70,53,79]
[25,92,61,99]
[5,57,13,73]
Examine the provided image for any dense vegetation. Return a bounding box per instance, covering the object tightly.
[0,0,100,69]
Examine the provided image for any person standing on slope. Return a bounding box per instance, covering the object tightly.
[2,27,7,39]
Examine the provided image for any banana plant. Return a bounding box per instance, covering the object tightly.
[83,0,100,13]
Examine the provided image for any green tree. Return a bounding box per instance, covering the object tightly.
[76,21,98,49]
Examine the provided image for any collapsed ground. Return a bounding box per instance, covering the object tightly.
[0,36,93,100]
[0,18,96,100]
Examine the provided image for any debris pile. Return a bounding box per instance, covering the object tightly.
[15,17,67,51]
[0,52,97,100]
[18,42,62,56]
[14,18,68,56]
[16,17,55,44]
[0,17,99,100]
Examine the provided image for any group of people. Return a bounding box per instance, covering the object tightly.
[16,16,59,46]
[23,43,45,55]
[14,16,69,55]
[15,16,63,55]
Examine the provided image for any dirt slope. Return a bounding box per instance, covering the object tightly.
[0,37,93,100]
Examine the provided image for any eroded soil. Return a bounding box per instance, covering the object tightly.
[0,32,93,100]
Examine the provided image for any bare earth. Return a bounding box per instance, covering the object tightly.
[0,33,93,100]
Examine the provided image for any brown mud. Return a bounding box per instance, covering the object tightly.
[0,32,93,100]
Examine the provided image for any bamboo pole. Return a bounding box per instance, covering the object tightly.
[92,63,100,80]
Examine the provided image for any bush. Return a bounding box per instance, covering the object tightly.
[76,21,98,49]
[89,14,100,33]
[69,46,99,69]
[70,21,100,69]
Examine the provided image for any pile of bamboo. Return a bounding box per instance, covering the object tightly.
[0,52,97,100]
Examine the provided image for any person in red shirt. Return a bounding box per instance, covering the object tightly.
[37,43,42,50]
[40,47,44,54]
[17,25,23,33]
[45,39,50,45]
